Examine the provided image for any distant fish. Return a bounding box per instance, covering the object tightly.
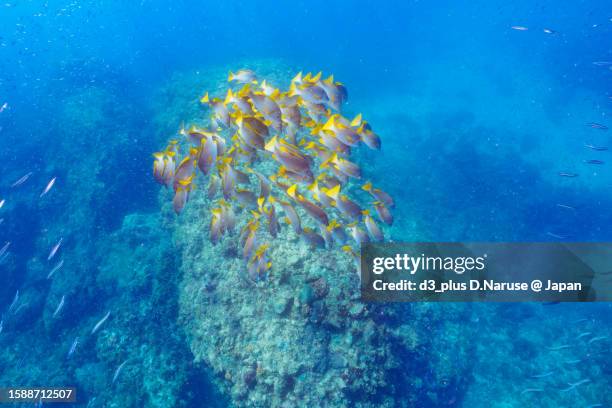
[67,337,79,359]
[0,319,3,335]
[577,331,592,339]
[588,335,608,344]
[543,28,556,34]
[547,344,571,351]
[0,199,4,209]
[0,241,10,258]
[564,359,582,364]
[52,295,65,318]
[511,25,529,31]
[558,172,578,178]
[573,318,589,324]
[112,359,129,383]
[47,259,64,279]
[8,289,18,313]
[228,69,257,84]
[530,371,554,379]
[546,232,566,239]
[48,237,63,260]
[40,177,56,197]
[560,378,590,392]
[592,61,612,66]
[91,311,111,335]
[587,122,608,130]
[520,388,543,395]
[584,159,604,164]
[584,144,608,151]
[11,172,32,187]
[0,102,7,113]
[556,204,575,210]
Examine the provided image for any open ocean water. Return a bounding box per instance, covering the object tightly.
[0,0,611,407]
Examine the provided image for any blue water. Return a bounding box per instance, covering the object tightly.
[1,0,611,407]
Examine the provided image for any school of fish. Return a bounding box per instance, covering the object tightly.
[153,70,394,280]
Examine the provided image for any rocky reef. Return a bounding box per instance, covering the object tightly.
[158,61,480,407]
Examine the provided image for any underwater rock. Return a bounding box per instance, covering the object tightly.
[272,293,292,316]
[161,63,479,408]
[299,284,315,305]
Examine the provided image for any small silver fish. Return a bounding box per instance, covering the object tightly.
[520,388,543,395]
[584,144,608,151]
[8,289,18,313]
[577,331,592,339]
[11,171,32,187]
[47,259,64,279]
[52,295,65,318]
[0,102,7,113]
[91,311,111,335]
[511,25,528,31]
[0,199,4,209]
[0,241,10,258]
[530,371,554,378]
[587,122,608,130]
[113,359,129,383]
[558,172,578,177]
[48,237,63,260]
[547,344,571,351]
[40,177,56,197]
[67,337,79,359]
[584,159,604,165]
[588,335,608,344]
[556,204,575,210]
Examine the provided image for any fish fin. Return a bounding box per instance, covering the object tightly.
[350,114,362,127]
[228,71,234,82]
[292,72,302,83]
[287,184,297,199]
[326,184,340,199]
[200,92,209,104]
[362,181,372,192]
[224,89,233,105]
[264,135,278,152]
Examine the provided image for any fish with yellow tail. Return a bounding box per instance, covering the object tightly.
[278,200,301,234]
[228,69,257,84]
[249,92,283,132]
[235,112,268,150]
[321,153,361,179]
[287,184,329,226]
[324,185,362,221]
[300,227,326,248]
[248,244,271,281]
[260,196,280,238]
[374,201,394,225]
[322,115,361,147]
[347,222,370,246]
[153,151,176,186]
[173,179,195,214]
[327,219,348,245]
[363,210,384,242]
[200,92,231,128]
[362,182,394,208]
